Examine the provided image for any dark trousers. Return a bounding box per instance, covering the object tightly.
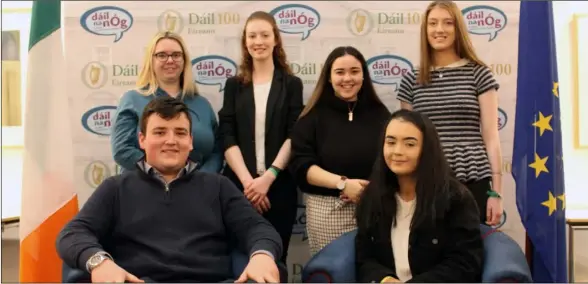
[463,178,492,224]
[263,184,298,265]
[224,170,298,266]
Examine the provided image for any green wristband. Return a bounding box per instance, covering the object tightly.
[268,167,280,177]
[487,190,502,199]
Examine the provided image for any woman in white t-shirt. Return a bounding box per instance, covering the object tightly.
[355,109,483,283]
[218,11,303,267]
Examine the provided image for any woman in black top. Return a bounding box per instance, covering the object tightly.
[355,110,483,283]
[289,46,391,255]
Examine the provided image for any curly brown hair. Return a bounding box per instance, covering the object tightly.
[237,11,292,85]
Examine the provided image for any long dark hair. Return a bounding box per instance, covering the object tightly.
[356,109,467,231]
[299,46,385,118]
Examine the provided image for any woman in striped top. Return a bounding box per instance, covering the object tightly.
[397,0,503,226]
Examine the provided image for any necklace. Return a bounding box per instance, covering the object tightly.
[347,101,357,122]
[434,66,443,78]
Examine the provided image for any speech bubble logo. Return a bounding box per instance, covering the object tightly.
[270,4,321,41]
[81,105,117,136]
[80,6,133,43]
[191,55,237,92]
[498,107,508,130]
[462,5,507,42]
[366,55,414,91]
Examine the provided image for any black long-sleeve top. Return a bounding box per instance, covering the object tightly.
[289,92,391,196]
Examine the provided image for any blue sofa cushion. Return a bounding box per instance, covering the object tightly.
[303,225,533,283]
[302,230,357,283]
[480,227,533,283]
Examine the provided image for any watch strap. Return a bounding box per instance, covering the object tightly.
[86,251,113,273]
[337,176,348,191]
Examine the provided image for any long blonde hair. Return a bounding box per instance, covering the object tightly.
[136,31,198,97]
[417,0,487,85]
[237,11,292,85]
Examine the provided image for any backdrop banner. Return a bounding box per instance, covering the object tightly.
[63,1,521,281]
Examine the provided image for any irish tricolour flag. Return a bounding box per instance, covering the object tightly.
[19,0,79,281]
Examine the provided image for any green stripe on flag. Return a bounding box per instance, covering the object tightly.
[29,0,61,50]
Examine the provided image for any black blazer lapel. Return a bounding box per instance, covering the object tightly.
[377,193,397,267]
[265,69,286,134]
[241,84,256,137]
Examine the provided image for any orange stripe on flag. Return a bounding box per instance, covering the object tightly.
[19,196,78,282]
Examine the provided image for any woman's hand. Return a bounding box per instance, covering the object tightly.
[486,197,503,226]
[245,172,276,206]
[252,196,271,214]
[340,179,369,203]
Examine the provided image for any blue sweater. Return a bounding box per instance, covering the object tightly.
[111,88,223,173]
[56,165,282,282]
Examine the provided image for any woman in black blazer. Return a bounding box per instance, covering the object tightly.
[218,11,303,265]
[355,109,484,283]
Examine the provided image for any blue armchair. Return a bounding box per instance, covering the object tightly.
[63,250,288,283]
[302,225,533,283]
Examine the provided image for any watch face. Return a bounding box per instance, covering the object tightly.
[90,255,105,266]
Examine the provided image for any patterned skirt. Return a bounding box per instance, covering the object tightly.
[304,193,357,255]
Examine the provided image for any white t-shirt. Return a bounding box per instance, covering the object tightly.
[253,80,272,173]
[391,194,416,282]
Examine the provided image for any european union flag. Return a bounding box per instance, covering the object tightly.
[512,1,567,283]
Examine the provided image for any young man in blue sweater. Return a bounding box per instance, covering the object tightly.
[57,96,282,283]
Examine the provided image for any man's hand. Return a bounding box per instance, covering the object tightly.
[91,259,144,283]
[381,276,401,282]
[235,253,279,283]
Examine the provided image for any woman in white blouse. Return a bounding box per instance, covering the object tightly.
[218,11,303,267]
[355,109,483,283]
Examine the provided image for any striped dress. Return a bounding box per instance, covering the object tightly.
[397,60,499,183]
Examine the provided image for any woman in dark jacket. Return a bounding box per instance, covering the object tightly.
[217,11,303,265]
[355,109,483,283]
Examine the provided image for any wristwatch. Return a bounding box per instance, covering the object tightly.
[86,251,112,273]
[336,176,348,191]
